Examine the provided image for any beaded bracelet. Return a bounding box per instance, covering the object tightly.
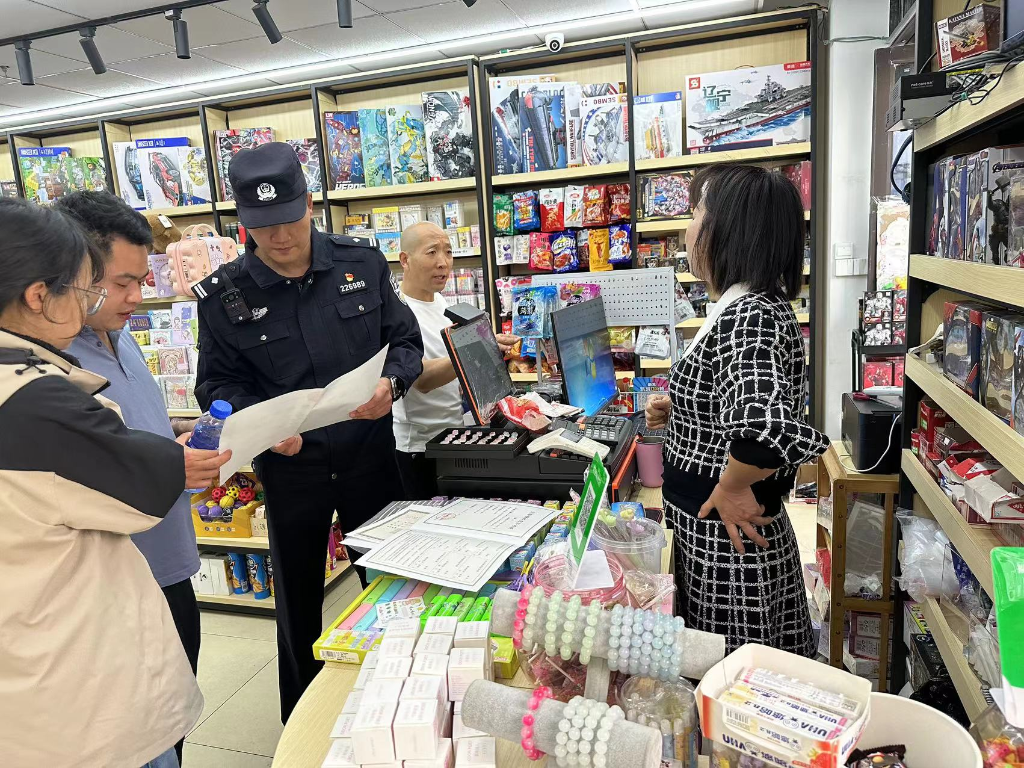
[521,584,544,651]
[512,585,532,650]
[521,685,553,761]
[544,590,564,657]
[579,598,602,664]
[560,594,582,660]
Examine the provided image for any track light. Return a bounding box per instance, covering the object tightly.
[79,27,106,75]
[15,40,34,85]
[166,9,190,59]
[252,1,282,44]
[336,0,353,28]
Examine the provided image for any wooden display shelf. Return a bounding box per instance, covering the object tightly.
[215,201,237,211]
[327,178,477,202]
[676,265,809,282]
[921,597,990,722]
[635,142,810,173]
[915,62,1024,152]
[636,218,692,234]
[674,311,808,329]
[491,163,629,188]
[167,408,201,418]
[909,253,1024,309]
[196,534,269,550]
[901,449,1000,597]
[640,358,672,370]
[196,561,350,615]
[145,203,214,218]
[904,353,1024,484]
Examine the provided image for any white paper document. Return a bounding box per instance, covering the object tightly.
[355,498,559,591]
[217,345,389,482]
[343,505,434,551]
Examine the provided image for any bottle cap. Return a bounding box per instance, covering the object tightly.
[209,399,233,420]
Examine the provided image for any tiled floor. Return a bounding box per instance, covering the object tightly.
[183,506,818,767]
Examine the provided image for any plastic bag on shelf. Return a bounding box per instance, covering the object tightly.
[896,512,952,602]
[844,495,885,598]
[971,703,1024,768]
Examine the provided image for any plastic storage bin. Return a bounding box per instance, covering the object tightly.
[593,517,667,574]
[857,692,981,767]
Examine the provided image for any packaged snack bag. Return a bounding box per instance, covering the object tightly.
[583,184,609,227]
[589,227,612,271]
[609,224,632,264]
[512,284,556,338]
[576,229,590,269]
[512,190,540,231]
[512,233,531,264]
[565,185,585,227]
[494,235,513,265]
[539,187,565,232]
[493,192,514,235]
[528,231,553,271]
[494,276,513,315]
[608,183,631,223]
[557,281,601,308]
[551,230,579,273]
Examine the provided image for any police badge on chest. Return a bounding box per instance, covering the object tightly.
[338,272,367,295]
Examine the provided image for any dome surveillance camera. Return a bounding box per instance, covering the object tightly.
[544,32,564,53]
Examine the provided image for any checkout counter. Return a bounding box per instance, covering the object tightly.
[428,298,641,502]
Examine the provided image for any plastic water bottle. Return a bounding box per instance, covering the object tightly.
[185,399,233,492]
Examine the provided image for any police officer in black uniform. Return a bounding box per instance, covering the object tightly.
[193,143,423,721]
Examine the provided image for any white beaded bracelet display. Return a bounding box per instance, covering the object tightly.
[554,696,625,768]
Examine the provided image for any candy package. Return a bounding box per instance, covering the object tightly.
[512,284,556,338]
[971,703,1024,768]
[529,232,553,271]
[539,187,565,232]
[551,231,579,273]
[493,192,514,235]
[608,183,631,223]
[496,395,551,433]
[609,224,632,264]
[576,230,590,269]
[512,233,531,265]
[494,235,513,265]
[589,227,612,272]
[609,326,635,352]
[565,185,585,227]
[557,281,600,308]
[494,277,513,315]
[583,184,609,227]
[513,190,540,231]
[636,326,671,358]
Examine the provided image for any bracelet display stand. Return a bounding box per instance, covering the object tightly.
[491,588,726,680]
[462,681,663,768]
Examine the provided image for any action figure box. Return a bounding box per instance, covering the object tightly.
[137,137,189,209]
[963,151,988,262]
[324,112,365,190]
[863,361,894,389]
[579,93,629,166]
[422,90,475,181]
[633,91,683,161]
[983,145,1024,267]
[946,156,966,260]
[287,138,322,194]
[863,290,893,324]
[214,127,273,201]
[179,146,212,206]
[944,301,988,398]
[1014,326,1024,436]
[519,84,567,173]
[928,160,947,257]
[113,141,146,210]
[488,75,555,175]
[357,109,392,188]
[864,322,892,346]
[385,104,429,185]
[936,4,1002,68]
[685,61,811,154]
[893,289,908,322]
[638,173,691,220]
[981,311,1024,423]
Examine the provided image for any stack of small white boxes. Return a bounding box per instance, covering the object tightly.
[324,615,496,768]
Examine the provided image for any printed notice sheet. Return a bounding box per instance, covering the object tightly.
[355,499,560,591]
[216,346,388,483]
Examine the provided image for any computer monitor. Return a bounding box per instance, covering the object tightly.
[442,313,516,425]
[551,296,618,417]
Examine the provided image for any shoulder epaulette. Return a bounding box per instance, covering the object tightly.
[192,259,243,301]
[329,233,379,251]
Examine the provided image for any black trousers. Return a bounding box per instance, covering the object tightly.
[162,578,201,765]
[259,457,399,722]
[396,451,439,500]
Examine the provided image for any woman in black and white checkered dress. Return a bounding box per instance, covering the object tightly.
[646,165,828,656]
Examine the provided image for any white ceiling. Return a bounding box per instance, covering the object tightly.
[0,0,764,130]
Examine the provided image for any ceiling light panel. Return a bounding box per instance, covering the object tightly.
[113,51,248,86]
[195,37,321,71]
[286,16,420,59]
[388,0,523,44]
[36,69,162,98]
[0,0,86,39]
[0,81,94,109]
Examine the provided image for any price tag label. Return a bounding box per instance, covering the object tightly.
[376,597,426,626]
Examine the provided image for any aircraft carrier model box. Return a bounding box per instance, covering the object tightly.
[685,60,811,154]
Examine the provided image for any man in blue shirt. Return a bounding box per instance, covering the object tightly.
[60,192,231,765]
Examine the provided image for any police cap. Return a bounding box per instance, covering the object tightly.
[228,142,308,229]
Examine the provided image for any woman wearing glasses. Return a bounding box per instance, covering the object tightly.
[0,199,203,768]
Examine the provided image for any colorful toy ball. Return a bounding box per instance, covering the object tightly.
[219,495,236,509]
[238,487,255,503]
[211,487,226,501]
[226,485,241,498]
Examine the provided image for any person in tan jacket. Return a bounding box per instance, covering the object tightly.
[0,199,218,768]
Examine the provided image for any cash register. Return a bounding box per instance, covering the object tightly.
[427,299,637,501]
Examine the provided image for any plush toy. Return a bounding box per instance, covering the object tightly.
[145,212,182,254]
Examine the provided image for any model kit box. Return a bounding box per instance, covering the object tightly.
[982,311,1024,423]
[944,301,988,398]
[928,161,947,256]
[487,75,556,175]
[113,141,146,210]
[780,160,812,210]
[685,61,811,154]
[580,93,629,166]
[863,361,893,389]
[520,84,567,172]
[386,104,429,185]
[936,4,1002,69]
[946,156,967,260]
[983,145,1024,267]
[633,91,683,161]
[136,137,189,209]
[422,90,475,181]
[963,151,987,262]
[178,146,212,205]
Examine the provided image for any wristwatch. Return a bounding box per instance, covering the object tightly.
[387,375,406,401]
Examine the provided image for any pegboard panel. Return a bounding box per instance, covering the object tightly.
[551,294,611,339]
[531,268,676,326]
